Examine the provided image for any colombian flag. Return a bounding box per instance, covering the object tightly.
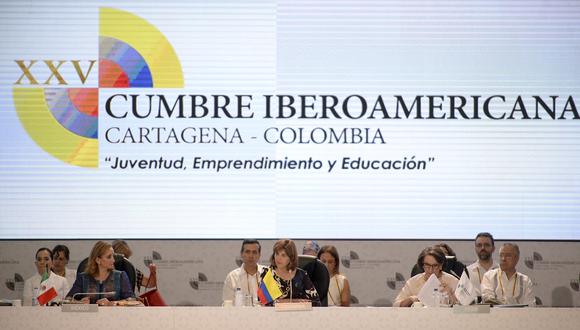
[257,268,283,304]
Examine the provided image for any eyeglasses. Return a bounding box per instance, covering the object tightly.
[423,263,440,270]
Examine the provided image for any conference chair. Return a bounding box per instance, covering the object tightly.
[298,255,330,306]
[410,255,466,279]
[76,253,138,291]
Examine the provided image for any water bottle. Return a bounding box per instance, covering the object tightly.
[234,287,244,307]
[432,288,440,308]
[440,291,449,306]
[32,287,39,306]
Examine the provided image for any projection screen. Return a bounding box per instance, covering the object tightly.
[1,0,579,239]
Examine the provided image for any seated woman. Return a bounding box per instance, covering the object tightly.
[394,247,459,307]
[260,239,321,306]
[410,243,466,279]
[67,241,135,305]
[317,245,351,306]
[23,247,69,306]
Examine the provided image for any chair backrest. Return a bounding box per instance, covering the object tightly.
[76,254,137,291]
[410,256,465,279]
[114,255,137,291]
[298,255,330,307]
[76,258,87,277]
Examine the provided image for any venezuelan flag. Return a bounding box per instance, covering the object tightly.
[257,268,283,304]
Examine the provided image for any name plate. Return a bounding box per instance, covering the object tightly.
[453,304,491,314]
[61,304,99,313]
[275,301,312,312]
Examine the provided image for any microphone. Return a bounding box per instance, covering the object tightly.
[44,264,50,280]
[71,291,116,302]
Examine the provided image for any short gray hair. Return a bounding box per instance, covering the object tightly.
[501,243,520,257]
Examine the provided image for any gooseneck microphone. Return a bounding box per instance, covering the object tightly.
[71,291,116,301]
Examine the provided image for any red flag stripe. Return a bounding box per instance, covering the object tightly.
[37,287,58,306]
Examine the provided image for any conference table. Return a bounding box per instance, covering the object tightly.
[2,306,579,330]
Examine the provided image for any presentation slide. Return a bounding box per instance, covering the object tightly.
[1,0,579,239]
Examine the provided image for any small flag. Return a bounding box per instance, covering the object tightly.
[37,287,58,306]
[257,268,283,305]
[40,266,49,285]
[455,270,477,305]
[37,266,57,306]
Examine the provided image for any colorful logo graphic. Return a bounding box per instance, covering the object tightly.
[12,8,183,167]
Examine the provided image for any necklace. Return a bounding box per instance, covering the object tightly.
[498,269,517,297]
[274,269,292,298]
[246,271,259,300]
[328,275,342,306]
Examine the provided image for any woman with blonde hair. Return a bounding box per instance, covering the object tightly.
[67,241,135,305]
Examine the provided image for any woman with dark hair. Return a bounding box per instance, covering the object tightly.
[318,245,351,306]
[67,241,135,305]
[260,239,320,306]
[410,243,466,279]
[112,240,157,292]
[394,247,459,307]
[52,244,76,287]
[23,247,69,306]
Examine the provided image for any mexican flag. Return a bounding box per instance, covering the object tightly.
[37,267,57,306]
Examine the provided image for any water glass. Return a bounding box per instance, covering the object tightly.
[243,295,253,307]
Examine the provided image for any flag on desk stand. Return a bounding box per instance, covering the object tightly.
[257,268,282,305]
[455,270,477,305]
[37,266,57,306]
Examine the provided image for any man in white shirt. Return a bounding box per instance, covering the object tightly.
[222,239,265,305]
[23,248,70,306]
[481,243,535,306]
[466,232,498,298]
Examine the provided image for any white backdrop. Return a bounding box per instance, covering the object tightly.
[1,239,579,307]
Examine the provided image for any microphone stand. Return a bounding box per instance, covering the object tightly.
[71,291,116,304]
